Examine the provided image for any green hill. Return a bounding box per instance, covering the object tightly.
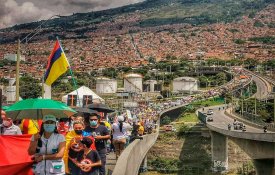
[0,0,274,43]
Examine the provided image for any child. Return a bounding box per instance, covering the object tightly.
[74,137,101,175]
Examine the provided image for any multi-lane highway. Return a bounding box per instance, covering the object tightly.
[201,106,275,142]
[202,107,265,133]
[243,69,273,100]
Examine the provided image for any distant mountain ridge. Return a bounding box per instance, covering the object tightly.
[0,0,274,44]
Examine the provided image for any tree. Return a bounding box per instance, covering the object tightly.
[161,116,171,125]
[160,90,171,98]
[102,68,118,78]
[148,56,156,64]
[234,39,246,44]
[134,67,149,76]
[19,76,42,99]
[258,109,270,121]
[262,59,275,69]
[215,72,227,85]
[120,66,132,73]
[198,75,208,87]
[244,58,259,70]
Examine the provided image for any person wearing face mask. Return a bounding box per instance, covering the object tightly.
[0,110,22,135]
[64,120,85,175]
[83,113,110,175]
[28,115,66,175]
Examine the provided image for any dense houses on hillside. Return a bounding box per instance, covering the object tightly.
[0,5,274,79]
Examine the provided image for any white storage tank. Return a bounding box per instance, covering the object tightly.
[124,73,143,93]
[173,77,198,92]
[96,77,117,94]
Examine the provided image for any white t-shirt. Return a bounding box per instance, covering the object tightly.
[0,124,22,135]
[124,122,132,136]
[112,122,128,140]
[31,133,65,175]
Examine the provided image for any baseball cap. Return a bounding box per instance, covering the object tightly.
[118,115,124,122]
[43,115,57,122]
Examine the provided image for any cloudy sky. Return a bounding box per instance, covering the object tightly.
[0,0,144,28]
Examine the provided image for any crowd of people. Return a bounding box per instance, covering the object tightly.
[0,103,159,175]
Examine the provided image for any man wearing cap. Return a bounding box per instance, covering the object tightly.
[28,115,66,175]
[83,113,110,175]
[0,110,22,135]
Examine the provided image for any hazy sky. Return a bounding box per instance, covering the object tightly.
[0,0,144,28]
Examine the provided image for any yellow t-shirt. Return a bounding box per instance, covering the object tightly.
[138,124,144,135]
[103,121,111,130]
[20,119,40,134]
[64,130,78,174]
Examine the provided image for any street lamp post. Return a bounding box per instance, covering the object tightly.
[15,15,60,101]
[273,93,275,125]
[254,97,257,115]
[241,89,244,117]
[15,39,21,102]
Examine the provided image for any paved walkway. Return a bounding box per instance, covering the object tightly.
[106,152,116,175]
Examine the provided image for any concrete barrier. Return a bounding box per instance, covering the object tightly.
[112,104,188,175]
[112,131,159,175]
[206,122,275,142]
[225,108,275,132]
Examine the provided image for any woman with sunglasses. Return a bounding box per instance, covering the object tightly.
[28,115,66,175]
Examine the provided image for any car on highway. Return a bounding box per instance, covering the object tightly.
[207,116,213,122]
[233,122,244,130]
[163,125,176,132]
[207,109,214,115]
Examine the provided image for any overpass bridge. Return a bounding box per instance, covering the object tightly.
[110,67,274,175]
[199,106,275,175]
[198,68,275,175]
[242,69,274,100]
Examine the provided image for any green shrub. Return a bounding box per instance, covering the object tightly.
[254,20,264,27]
[234,39,246,44]
[149,157,180,172]
[161,116,171,125]
[177,124,191,137]
[249,36,275,44]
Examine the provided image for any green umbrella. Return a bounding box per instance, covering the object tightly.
[2,106,9,111]
[5,99,76,120]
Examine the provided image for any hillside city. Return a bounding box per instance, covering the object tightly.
[0,4,274,79]
[0,0,275,175]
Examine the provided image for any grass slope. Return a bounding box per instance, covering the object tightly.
[2,0,274,31]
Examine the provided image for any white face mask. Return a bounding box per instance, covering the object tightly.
[3,120,11,127]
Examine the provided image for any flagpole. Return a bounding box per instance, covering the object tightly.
[16,39,21,102]
[56,37,80,106]
[42,75,45,99]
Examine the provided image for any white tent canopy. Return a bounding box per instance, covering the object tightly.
[62,86,105,107]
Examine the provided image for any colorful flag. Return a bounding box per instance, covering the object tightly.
[0,135,33,175]
[44,40,70,86]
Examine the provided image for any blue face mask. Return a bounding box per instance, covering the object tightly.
[90,120,98,126]
[44,124,56,133]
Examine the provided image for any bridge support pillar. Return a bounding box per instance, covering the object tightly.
[211,131,228,172]
[253,159,275,175]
